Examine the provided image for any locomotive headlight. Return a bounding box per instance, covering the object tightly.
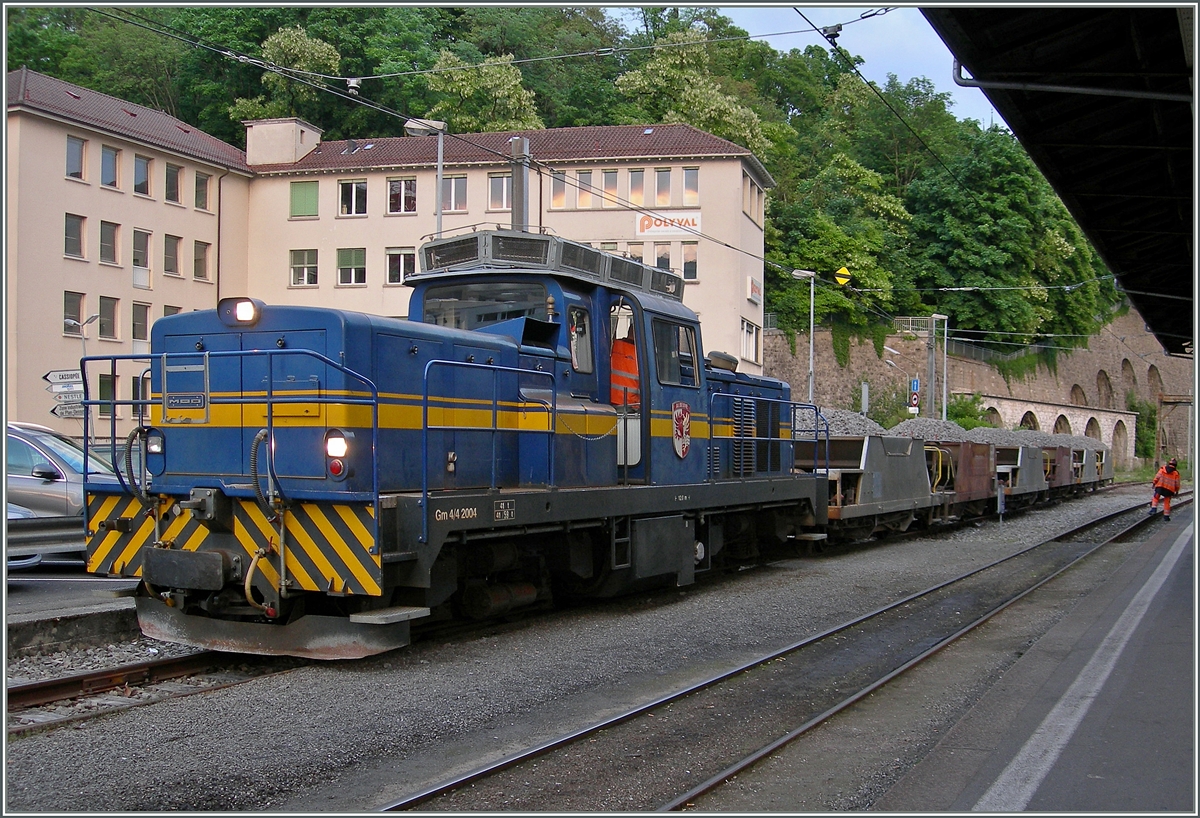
[217,297,265,327]
[325,431,349,458]
[145,432,165,454]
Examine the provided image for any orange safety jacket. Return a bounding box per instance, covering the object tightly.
[610,338,641,407]
[1153,466,1181,494]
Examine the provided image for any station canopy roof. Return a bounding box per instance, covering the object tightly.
[923,8,1194,357]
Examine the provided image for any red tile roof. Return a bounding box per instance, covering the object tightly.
[7,67,251,174]
[251,124,774,187]
[6,68,772,186]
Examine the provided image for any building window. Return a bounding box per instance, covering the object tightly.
[164,305,182,317]
[100,221,119,264]
[193,241,210,280]
[682,241,697,280]
[602,170,618,208]
[683,167,699,206]
[66,136,85,179]
[627,242,644,263]
[741,318,761,364]
[290,180,318,218]
[387,178,416,214]
[165,164,182,203]
[64,291,84,335]
[386,247,416,284]
[132,302,150,341]
[195,172,211,210]
[290,249,318,287]
[134,155,151,196]
[339,179,367,216]
[655,242,671,270]
[550,171,566,209]
[65,214,85,258]
[133,230,150,269]
[163,235,181,275]
[743,174,764,226]
[655,168,671,207]
[337,248,366,285]
[99,296,118,340]
[133,230,151,288]
[442,176,467,211]
[101,146,119,187]
[599,241,618,252]
[98,373,116,417]
[489,174,512,211]
[629,169,644,206]
[577,170,593,208]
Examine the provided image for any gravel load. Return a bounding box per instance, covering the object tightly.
[887,417,969,442]
[965,427,1030,447]
[5,486,1147,813]
[815,408,886,436]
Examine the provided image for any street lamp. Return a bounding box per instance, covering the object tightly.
[792,269,816,404]
[931,313,948,421]
[64,313,100,445]
[404,117,447,238]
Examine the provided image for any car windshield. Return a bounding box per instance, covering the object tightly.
[29,431,114,474]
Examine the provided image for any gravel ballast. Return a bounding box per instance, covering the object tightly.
[5,485,1148,811]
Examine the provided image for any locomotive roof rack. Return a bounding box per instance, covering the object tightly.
[413,229,685,303]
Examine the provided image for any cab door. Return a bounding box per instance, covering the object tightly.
[647,316,706,485]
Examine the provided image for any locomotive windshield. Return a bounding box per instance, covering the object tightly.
[422,281,547,331]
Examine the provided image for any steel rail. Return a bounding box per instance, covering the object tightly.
[378,494,1178,812]
[659,497,1191,811]
[6,651,221,710]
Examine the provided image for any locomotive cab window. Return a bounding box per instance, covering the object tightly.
[423,281,547,331]
[567,306,593,373]
[652,319,698,387]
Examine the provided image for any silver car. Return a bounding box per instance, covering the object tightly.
[6,422,116,517]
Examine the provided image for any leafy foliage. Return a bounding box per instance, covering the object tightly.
[8,6,1125,352]
[1126,391,1158,458]
[945,393,993,430]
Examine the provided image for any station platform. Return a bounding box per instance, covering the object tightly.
[878,507,1194,812]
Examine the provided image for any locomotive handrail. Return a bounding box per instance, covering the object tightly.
[704,393,829,482]
[80,350,382,511]
[419,359,557,544]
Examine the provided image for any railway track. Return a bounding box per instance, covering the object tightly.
[379,496,1186,812]
[6,651,303,736]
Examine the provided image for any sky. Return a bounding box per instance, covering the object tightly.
[715,5,1005,128]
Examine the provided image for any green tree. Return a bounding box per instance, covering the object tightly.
[228,25,340,123]
[905,126,1118,349]
[615,29,772,158]
[422,50,544,132]
[945,393,992,430]
[1127,391,1158,458]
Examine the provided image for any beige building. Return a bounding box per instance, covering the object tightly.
[242,118,773,372]
[6,68,252,441]
[6,69,773,440]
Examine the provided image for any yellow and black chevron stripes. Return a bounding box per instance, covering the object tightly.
[86,495,209,576]
[233,500,381,596]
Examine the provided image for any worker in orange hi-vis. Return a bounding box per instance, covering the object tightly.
[1150,457,1181,520]
[610,327,640,409]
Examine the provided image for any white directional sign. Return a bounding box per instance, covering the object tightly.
[46,382,84,394]
[52,391,84,404]
[51,403,86,419]
[43,369,83,384]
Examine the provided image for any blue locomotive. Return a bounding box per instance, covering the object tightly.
[82,230,828,659]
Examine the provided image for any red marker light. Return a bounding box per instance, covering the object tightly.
[329,459,345,477]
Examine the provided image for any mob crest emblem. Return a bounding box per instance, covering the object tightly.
[672,401,691,459]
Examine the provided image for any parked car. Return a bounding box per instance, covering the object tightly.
[6,502,43,571]
[6,422,117,517]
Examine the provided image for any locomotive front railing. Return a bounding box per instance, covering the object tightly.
[420,359,556,544]
[704,393,829,482]
[80,350,382,510]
